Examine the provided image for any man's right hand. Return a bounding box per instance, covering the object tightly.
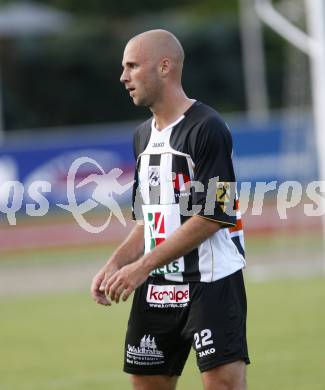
[90,223,145,306]
[91,262,119,306]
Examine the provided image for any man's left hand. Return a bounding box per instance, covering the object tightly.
[105,259,149,303]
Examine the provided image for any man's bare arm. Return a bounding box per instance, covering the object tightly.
[90,222,144,305]
[140,215,221,273]
[106,215,224,302]
[108,222,144,269]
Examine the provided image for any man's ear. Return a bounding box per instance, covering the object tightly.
[160,58,170,76]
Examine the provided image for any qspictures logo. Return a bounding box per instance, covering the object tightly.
[1,155,325,233]
[0,157,134,233]
[57,157,133,233]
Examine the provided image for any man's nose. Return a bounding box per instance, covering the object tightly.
[120,69,129,83]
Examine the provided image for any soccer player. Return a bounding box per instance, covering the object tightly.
[91,29,249,390]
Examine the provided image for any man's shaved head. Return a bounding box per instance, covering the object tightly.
[126,29,184,77]
[120,29,186,108]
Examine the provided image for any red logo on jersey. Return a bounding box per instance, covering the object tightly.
[148,212,166,249]
[173,173,190,191]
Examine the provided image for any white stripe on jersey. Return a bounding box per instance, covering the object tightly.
[138,154,150,204]
[160,153,174,205]
[198,238,215,282]
[164,272,184,282]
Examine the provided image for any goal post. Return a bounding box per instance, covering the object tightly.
[254,0,325,270]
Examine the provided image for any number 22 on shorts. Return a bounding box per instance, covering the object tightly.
[194,329,213,350]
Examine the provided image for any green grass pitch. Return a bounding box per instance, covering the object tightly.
[1,276,325,390]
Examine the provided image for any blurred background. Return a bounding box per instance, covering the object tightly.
[0,1,324,389]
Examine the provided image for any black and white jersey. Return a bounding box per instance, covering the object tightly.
[132,101,246,283]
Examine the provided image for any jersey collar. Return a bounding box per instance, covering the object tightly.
[151,114,185,133]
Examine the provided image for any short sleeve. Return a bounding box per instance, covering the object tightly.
[191,116,236,227]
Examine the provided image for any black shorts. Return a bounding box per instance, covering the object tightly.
[123,269,250,376]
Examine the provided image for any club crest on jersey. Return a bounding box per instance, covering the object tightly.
[148,166,160,186]
[148,212,166,250]
[216,181,231,212]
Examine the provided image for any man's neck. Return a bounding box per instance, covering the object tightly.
[150,89,195,131]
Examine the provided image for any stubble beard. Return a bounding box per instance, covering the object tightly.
[132,92,153,108]
[132,78,161,109]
